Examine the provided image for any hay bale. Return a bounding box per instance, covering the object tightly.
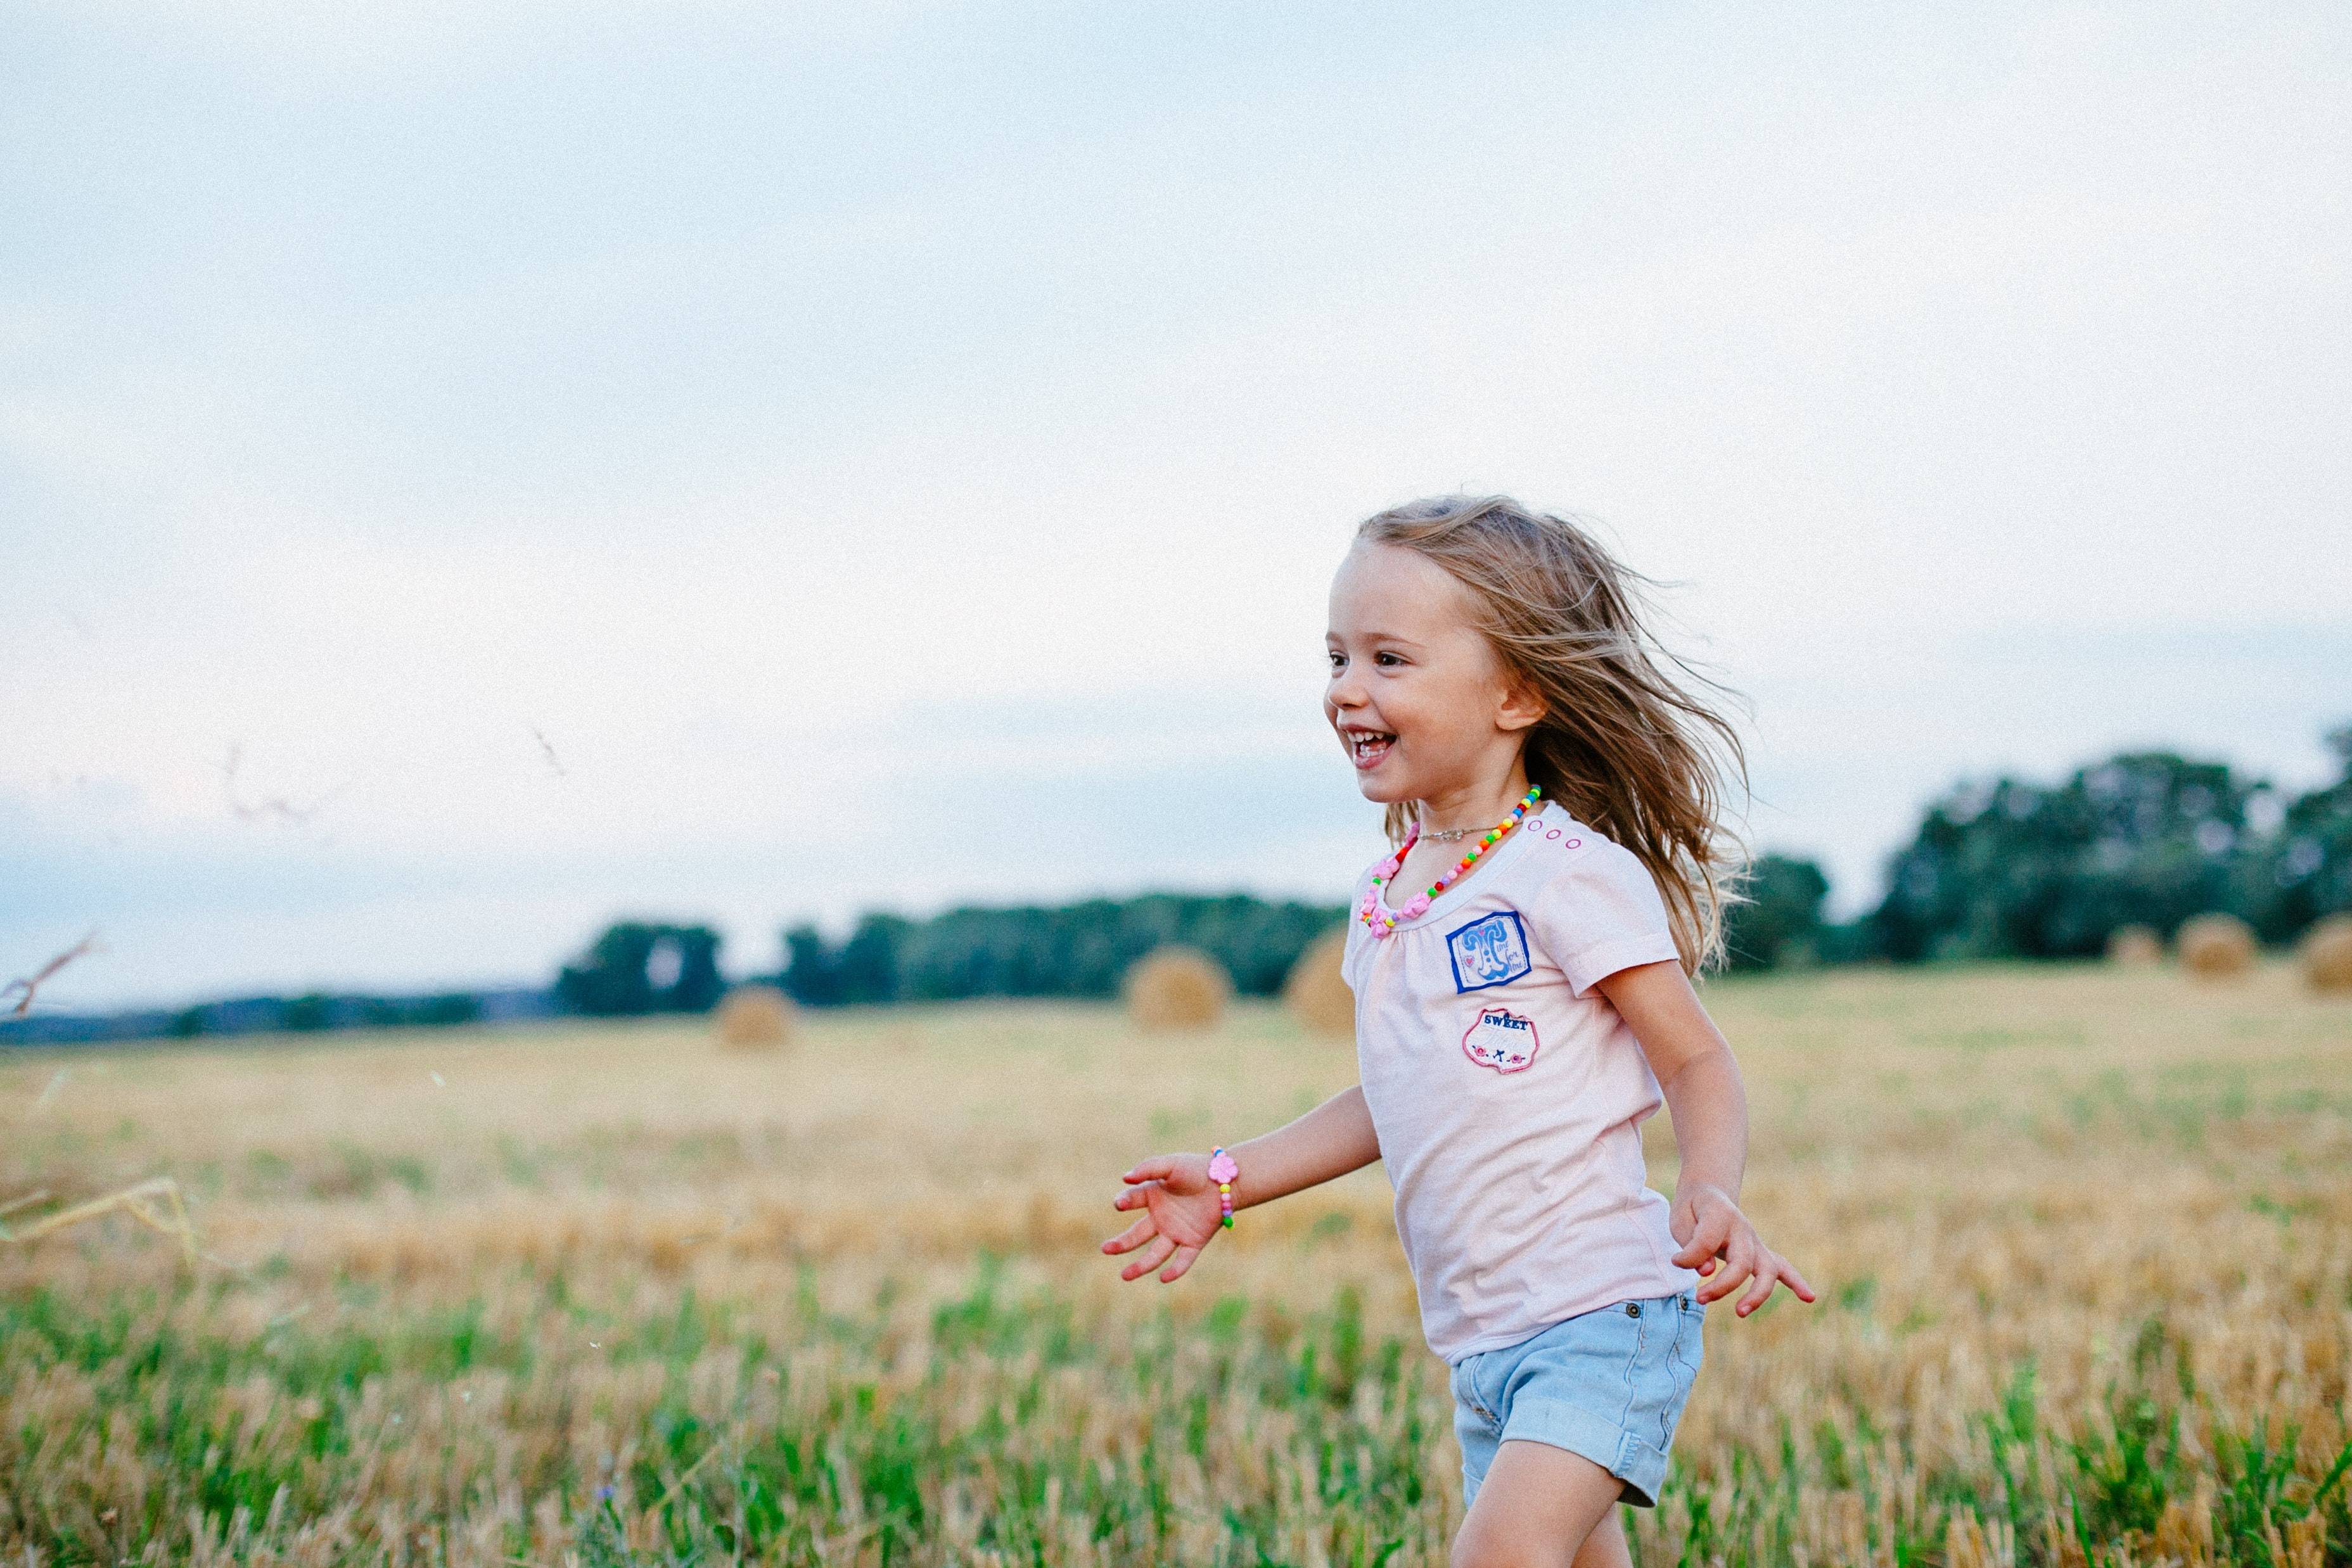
[1284,930,1355,1036]
[2105,925,2164,967]
[712,985,796,1050]
[2175,914,2256,980]
[1126,947,1230,1031]
[2300,915,2352,994]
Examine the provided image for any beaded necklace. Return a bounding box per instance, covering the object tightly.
[1359,784,1542,936]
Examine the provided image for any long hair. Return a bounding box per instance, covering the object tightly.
[1357,495,1746,974]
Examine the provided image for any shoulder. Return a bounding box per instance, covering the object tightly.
[1509,811,1680,992]
[1508,808,1652,891]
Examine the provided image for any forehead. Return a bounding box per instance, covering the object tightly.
[1328,542,1476,635]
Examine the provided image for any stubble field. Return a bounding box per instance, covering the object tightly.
[2,963,2349,1567]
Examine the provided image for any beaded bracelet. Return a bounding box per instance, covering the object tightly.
[1208,1147,1239,1229]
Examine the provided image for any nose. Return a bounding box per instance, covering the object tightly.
[1327,662,1367,713]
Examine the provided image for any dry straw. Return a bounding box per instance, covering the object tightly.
[2175,912,2256,979]
[0,1177,198,1269]
[2104,924,2163,967]
[2301,914,2352,994]
[1282,930,1355,1036]
[712,985,796,1050]
[1125,947,1230,1030]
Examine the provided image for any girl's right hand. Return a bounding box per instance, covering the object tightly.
[1102,1153,1227,1284]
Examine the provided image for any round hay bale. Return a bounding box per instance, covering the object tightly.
[1126,947,1230,1031]
[2175,913,2256,980]
[712,984,796,1050]
[2105,924,2164,967]
[2299,915,2352,994]
[1283,929,1355,1036]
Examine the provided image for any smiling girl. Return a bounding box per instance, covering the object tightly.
[1103,496,1813,1568]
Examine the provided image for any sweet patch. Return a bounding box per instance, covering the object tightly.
[1460,1005,1541,1073]
[1445,910,1531,993]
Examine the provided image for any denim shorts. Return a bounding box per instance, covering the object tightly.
[1449,1291,1704,1509]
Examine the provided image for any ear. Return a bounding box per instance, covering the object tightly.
[1494,672,1545,734]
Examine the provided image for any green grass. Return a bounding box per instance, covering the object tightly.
[4,1270,2346,1567]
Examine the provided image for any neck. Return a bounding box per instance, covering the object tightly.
[1416,767,1535,834]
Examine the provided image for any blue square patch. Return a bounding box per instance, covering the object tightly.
[1445,910,1532,993]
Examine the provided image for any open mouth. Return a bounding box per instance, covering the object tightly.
[1343,728,1396,770]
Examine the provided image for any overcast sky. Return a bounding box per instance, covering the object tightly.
[5,0,2349,1010]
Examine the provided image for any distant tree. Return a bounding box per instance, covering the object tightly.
[416,993,480,1028]
[557,922,725,1015]
[779,924,842,1007]
[777,895,1348,1006]
[1870,752,2258,962]
[361,993,482,1028]
[2241,725,2352,940]
[283,993,334,1032]
[834,914,911,1005]
[1722,856,1830,972]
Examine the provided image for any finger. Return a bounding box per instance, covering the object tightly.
[1670,1212,1733,1272]
[1124,1155,1179,1185]
[1158,1243,1202,1284]
[1100,1214,1158,1256]
[1113,1181,1162,1213]
[1120,1233,1177,1282]
[1736,1257,1784,1316]
[1704,1235,1758,1301]
[1675,1229,1729,1275]
[1779,1259,1819,1304]
[1697,1237,1757,1304]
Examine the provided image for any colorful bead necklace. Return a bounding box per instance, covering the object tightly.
[1359,785,1542,936]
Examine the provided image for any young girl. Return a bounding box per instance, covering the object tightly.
[1103,496,1813,1568]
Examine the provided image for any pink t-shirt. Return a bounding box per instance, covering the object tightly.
[1341,801,1699,1363]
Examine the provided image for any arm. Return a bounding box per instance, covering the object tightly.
[1597,960,1815,1316]
[1101,1085,1380,1284]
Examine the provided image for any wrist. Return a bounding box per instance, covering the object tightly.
[1219,1139,1266,1211]
[1678,1180,1738,1211]
[1208,1147,1239,1229]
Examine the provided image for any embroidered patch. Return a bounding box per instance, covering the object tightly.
[1445,910,1531,993]
[1461,1005,1540,1073]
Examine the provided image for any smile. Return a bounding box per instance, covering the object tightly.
[1343,728,1396,769]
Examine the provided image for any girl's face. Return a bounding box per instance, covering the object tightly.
[1324,543,1543,808]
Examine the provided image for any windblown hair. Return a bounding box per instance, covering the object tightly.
[1358,495,1746,974]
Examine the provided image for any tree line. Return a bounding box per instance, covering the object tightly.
[553,727,2352,1008]
[6,727,2345,1040]
[1727,728,2352,970]
[771,895,1348,1008]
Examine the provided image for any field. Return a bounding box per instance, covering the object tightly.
[3,964,2349,1567]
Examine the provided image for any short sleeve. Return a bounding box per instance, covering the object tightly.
[1519,832,1682,997]
[1339,869,1376,990]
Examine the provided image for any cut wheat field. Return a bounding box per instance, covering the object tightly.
[3,962,2349,1567]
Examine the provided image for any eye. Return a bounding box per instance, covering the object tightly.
[1327,649,1346,671]
[1373,651,1403,668]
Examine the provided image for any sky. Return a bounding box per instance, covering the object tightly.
[4,0,2349,1010]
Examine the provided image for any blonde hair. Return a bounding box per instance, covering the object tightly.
[1358,495,1746,973]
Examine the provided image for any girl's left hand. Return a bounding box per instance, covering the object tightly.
[1670,1185,1817,1316]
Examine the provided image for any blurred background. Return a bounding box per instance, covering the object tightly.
[4,0,2348,1018]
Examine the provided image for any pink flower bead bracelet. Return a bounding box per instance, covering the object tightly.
[1208,1147,1238,1229]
